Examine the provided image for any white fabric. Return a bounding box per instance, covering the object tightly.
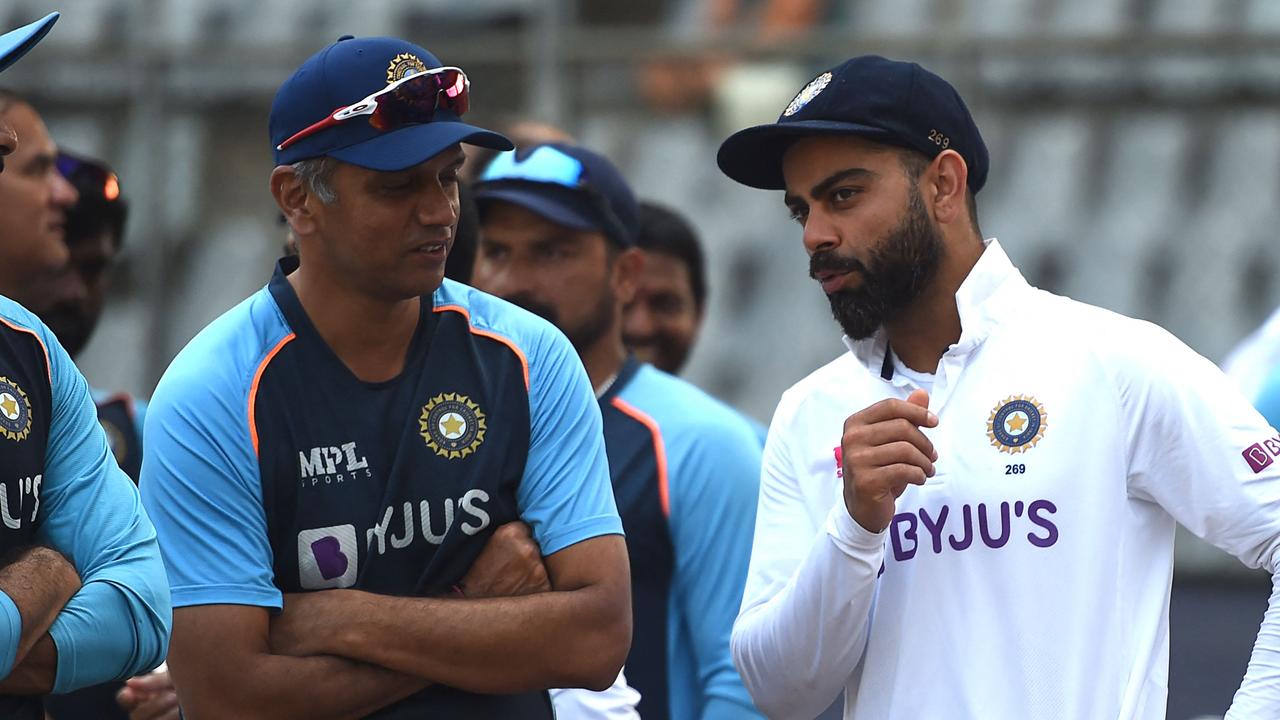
[1222,305,1280,400]
[732,240,1280,720]
[551,669,641,720]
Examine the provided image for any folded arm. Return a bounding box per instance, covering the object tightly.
[271,533,631,693]
[0,546,79,693]
[168,604,425,720]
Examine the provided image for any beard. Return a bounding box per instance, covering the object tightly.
[503,288,616,355]
[809,186,944,340]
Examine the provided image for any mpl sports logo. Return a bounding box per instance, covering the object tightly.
[298,442,371,488]
[1242,435,1280,473]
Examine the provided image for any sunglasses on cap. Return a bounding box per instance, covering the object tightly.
[480,145,631,246]
[276,66,470,152]
[56,152,121,202]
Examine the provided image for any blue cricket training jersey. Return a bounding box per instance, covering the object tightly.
[141,259,622,718]
[0,298,170,719]
[600,357,764,720]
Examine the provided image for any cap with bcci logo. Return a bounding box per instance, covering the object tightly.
[0,12,57,74]
[716,55,989,193]
[270,35,512,170]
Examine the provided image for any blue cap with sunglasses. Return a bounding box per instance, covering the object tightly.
[474,143,639,248]
[717,55,989,193]
[0,12,57,74]
[270,35,513,170]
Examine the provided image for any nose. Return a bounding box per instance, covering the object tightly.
[50,168,78,209]
[417,183,459,229]
[801,209,839,255]
[623,299,655,340]
[0,120,16,173]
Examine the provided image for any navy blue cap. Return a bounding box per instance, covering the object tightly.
[270,35,512,170]
[0,12,57,74]
[473,143,640,248]
[717,55,989,193]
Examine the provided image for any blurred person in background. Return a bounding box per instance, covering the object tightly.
[0,14,171,720]
[622,201,706,376]
[35,152,144,720]
[719,54,1280,719]
[472,142,764,720]
[140,35,629,718]
[0,90,77,311]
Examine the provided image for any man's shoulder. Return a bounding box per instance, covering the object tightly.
[434,280,569,369]
[1012,288,1192,368]
[774,351,867,421]
[617,364,760,452]
[0,294,53,354]
[152,287,289,408]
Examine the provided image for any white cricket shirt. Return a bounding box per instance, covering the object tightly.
[733,240,1280,720]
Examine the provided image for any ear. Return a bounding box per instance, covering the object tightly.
[612,247,645,305]
[270,165,318,237]
[925,149,969,227]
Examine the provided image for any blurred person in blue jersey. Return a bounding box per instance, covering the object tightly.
[139,35,630,719]
[0,13,172,720]
[472,142,764,720]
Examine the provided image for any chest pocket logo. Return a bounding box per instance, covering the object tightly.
[419,392,487,460]
[987,394,1047,454]
[0,377,32,442]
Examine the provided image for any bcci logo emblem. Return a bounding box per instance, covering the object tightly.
[0,377,31,442]
[420,392,486,460]
[784,72,832,117]
[386,52,427,83]
[987,395,1047,454]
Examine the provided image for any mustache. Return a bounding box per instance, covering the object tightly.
[809,249,867,280]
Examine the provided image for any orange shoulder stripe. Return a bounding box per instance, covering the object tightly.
[0,317,51,384]
[248,333,296,456]
[433,304,530,391]
[610,396,670,518]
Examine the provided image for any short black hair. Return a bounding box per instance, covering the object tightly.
[636,201,706,311]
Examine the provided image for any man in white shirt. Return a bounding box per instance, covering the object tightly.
[715,54,1280,719]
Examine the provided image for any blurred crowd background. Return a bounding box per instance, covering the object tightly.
[4,1,1280,717]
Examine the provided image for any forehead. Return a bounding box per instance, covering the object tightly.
[1,102,54,160]
[639,251,692,287]
[780,135,902,191]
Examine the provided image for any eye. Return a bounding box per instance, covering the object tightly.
[830,187,859,204]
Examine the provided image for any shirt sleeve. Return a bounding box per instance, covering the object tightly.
[29,328,171,692]
[516,326,622,556]
[730,402,882,720]
[666,415,764,719]
[140,354,280,611]
[1111,322,1280,717]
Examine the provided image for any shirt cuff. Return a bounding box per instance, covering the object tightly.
[826,503,887,557]
[0,590,19,678]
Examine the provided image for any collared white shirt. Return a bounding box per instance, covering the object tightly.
[732,240,1280,719]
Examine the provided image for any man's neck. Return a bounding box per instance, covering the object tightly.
[580,332,628,396]
[884,236,986,375]
[289,263,422,383]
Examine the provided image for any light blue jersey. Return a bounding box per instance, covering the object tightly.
[0,297,170,701]
[600,358,763,719]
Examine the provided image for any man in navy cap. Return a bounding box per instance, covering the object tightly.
[471,143,763,720]
[0,12,171,720]
[720,56,1280,718]
[140,36,630,718]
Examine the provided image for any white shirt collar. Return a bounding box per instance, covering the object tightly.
[842,239,1028,376]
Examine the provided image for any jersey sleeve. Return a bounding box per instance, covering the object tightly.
[731,396,881,720]
[1109,321,1280,716]
[28,325,170,691]
[1251,369,1280,430]
[515,326,622,557]
[666,413,763,718]
[140,348,280,611]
